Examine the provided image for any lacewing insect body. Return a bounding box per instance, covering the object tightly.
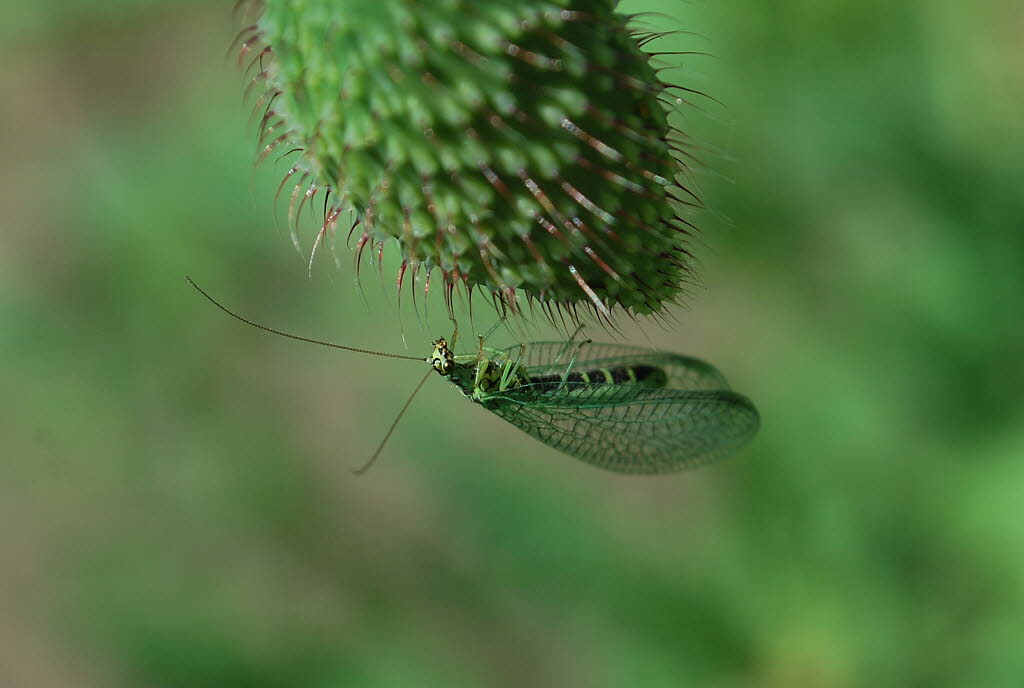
[187,278,759,474]
[431,337,759,474]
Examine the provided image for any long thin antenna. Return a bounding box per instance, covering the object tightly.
[186,276,424,362]
[352,368,433,476]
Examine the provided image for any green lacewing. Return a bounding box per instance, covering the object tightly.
[188,278,759,474]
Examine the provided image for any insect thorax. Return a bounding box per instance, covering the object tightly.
[473,357,524,397]
[430,338,525,403]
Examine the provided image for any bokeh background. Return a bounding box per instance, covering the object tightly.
[2,1,1022,686]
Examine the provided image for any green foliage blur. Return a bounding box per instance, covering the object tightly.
[1,1,1021,686]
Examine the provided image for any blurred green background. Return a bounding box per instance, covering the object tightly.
[2,1,1022,686]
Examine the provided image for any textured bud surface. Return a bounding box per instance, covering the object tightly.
[237,0,704,323]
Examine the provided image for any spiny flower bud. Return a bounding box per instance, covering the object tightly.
[234,0,705,324]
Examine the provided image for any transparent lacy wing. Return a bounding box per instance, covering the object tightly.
[499,341,731,391]
[484,384,760,474]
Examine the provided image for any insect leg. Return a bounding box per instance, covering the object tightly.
[556,338,593,391]
[473,335,487,387]
[553,323,587,365]
[448,314,460,350]
[498,343,527,390]
[478,316,507,344]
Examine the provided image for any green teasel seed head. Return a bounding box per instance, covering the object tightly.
[235,0,706,324]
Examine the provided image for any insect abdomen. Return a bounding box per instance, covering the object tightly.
[527,365,667,391]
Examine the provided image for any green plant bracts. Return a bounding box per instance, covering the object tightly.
[235,0,704,323]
